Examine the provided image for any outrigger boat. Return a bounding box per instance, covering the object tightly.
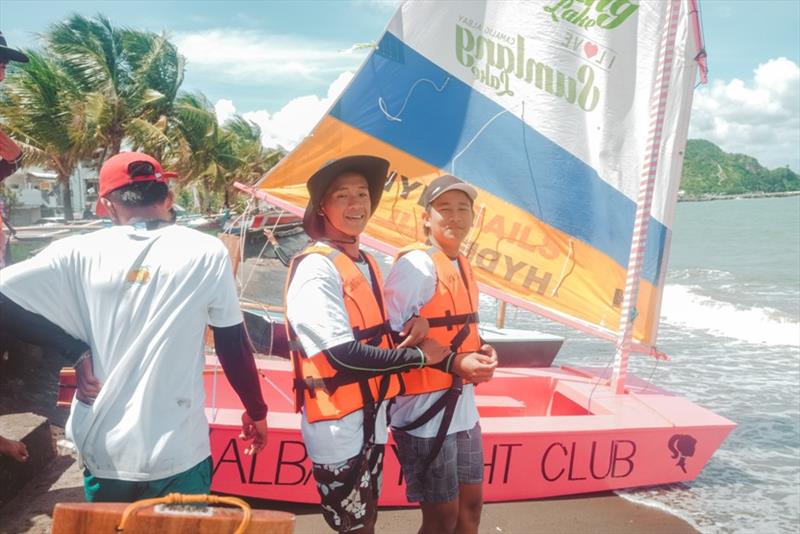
[59,0,734,506]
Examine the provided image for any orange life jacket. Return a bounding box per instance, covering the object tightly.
[394,244,481,397]
[285,243,400,423]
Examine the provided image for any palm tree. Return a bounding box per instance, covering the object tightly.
[46,14,184,161]
[0,50,95,220]
[222,116,284,206]
[169,92,239,212]
[168,94,284,211]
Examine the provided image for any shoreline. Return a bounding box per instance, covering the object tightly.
[677,190,800,202]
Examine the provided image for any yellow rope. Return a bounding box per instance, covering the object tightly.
[117,493,252,534]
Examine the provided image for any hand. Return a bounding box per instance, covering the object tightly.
[418,337,449,365]
[240,412,268,456]
[479,343,498,364]
[75,354,102,405]
[0,129,22,162]
[396,315,429,348]
[452,349,498,384]
[0,436,29,462]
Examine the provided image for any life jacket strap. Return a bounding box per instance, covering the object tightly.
[393,377,463,479]
[426,311,478,329]
[352,320,391,346]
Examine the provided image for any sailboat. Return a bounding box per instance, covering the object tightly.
[61,0,735,505]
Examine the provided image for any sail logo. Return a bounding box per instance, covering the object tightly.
[543,0,639,31]
[557,30,618,71]
[455,24,601,112]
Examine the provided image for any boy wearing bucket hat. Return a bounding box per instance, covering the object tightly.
[384,175,498,534]
[285,155,451,533]
[0,151,268,501]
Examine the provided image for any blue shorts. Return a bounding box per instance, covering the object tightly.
[392,422,483,503]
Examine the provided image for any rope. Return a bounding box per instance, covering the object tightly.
[117,493,251,533]
[451,109,511,175]
[550,239,575,297]
[378,77,450,122]
[462,203,487,259]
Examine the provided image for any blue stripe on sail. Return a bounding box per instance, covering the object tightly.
[330,31,669,285]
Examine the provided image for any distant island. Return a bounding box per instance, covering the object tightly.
[679,139,800,201]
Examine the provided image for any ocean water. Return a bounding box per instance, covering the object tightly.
[484,196,800,533]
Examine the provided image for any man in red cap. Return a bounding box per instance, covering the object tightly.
[0,152,268,502]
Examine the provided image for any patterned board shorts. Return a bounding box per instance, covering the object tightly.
[392,422,484,503]
[312,442,385,533]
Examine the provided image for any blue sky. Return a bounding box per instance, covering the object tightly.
[2,0,799,169]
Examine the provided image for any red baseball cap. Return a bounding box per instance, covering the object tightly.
[96,152,176,217]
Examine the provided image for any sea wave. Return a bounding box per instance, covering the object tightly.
[666,268,735,283]
[660,284,800,346]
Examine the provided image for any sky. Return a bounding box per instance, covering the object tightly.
[2,0,799,170]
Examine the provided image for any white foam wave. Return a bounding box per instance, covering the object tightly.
[661,285,800,346]
[667,268,735,283]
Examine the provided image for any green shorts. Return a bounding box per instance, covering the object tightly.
[83,456,212,503]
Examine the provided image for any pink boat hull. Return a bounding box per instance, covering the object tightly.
[205,358,735,505]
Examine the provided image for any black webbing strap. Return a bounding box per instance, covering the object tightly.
[448,322,472,353]
[395,377,463,479]
[426,311,479,329]
[353,321,391,346]
[358,373,392,447]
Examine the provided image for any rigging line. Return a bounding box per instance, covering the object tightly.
[234,199,255,292]
[586,343,621,415]
[251,299,277,358]
[642,355,660,393]
[262,368,294,406]
[463,203,487,259]
[550,239,575,297]
[451,108,512,175]
[240,207,288,296]
[521,100,545,219]
[378,76,451,122]
[240,239,272,298]
[387,171,417,240]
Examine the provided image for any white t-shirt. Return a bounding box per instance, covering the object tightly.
[286,244,389,465]
[384,249,479,438]
[0,224,242,481]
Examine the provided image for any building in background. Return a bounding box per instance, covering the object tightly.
[1,163,98,224]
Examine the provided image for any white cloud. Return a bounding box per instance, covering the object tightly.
[689,57,800,171]
[173,29,366,82]
[217,71,354,150]
[350,0,402,12]
[214,99,236,125]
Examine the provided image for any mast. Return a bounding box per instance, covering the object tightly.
[611,0,682,394]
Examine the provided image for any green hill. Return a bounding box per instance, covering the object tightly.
[680,139,800,197]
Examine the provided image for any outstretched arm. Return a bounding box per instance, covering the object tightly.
[0,291,89,363]
[212,322,268,455]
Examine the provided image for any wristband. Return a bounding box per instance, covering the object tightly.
[445,351,457,373]
[414,346,426,367]
[73,349,92,368]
